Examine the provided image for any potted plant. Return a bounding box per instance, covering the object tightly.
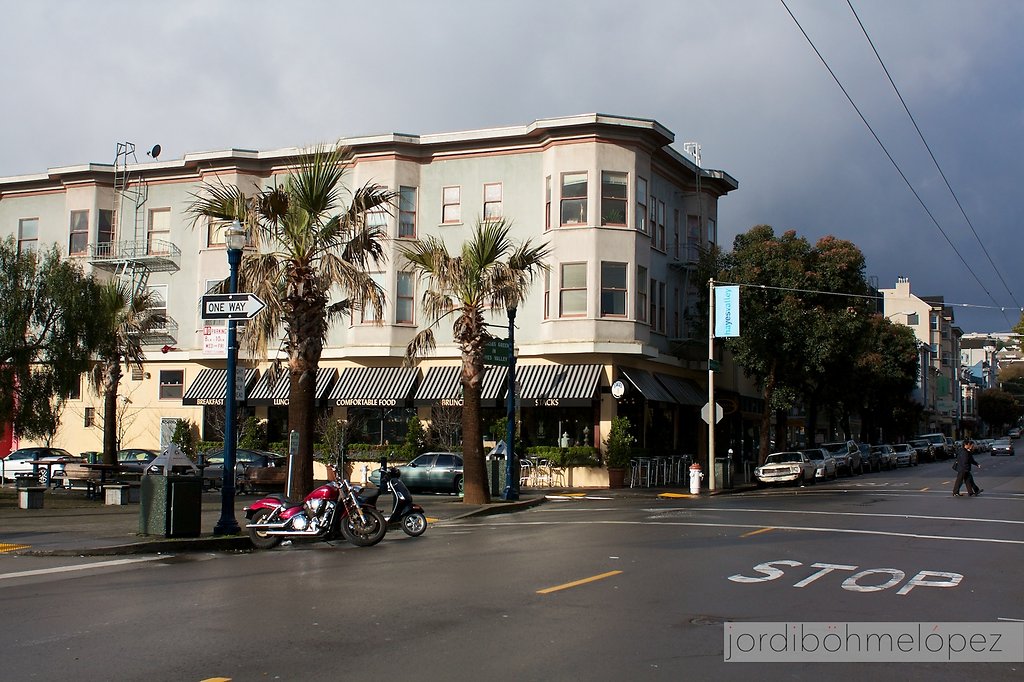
[604,416,635,488]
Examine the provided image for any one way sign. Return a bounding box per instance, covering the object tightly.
[201,293,266,320]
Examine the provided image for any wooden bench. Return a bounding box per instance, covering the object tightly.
[54,462,104,494]
[242,466,287,494]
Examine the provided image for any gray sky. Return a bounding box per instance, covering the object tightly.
[4,0,1022,333]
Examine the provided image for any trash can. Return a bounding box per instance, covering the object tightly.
[486,456,508,497]
[139,474,202,537]
[714,457,733,490]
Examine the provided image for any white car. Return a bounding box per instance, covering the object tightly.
[756,451,817,486]
[801,448,837,480]
[0,447,77,485]
[890,443,918,467]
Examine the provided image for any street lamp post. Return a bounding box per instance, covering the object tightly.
[214,220,246,536]
[502,306,518,501]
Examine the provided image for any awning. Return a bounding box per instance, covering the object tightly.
[326,366,420,408]
[516,364,602,407]
[413,365,508,407]
[618,367,676,404]
[182,368,259,406]
[655,373,705,406]
[247,367,338,406]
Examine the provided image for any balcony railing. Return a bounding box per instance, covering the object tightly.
[88,239,181,272]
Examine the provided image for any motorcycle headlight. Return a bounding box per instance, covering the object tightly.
[305,498,325,516]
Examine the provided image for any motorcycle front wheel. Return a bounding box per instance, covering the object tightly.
[340,506,387,547]
[402,512,427,537]
[248,508,282,550]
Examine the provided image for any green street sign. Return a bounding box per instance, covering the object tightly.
[709,359,721,372]
[484,338,512,365]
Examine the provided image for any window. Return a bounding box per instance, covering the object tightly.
[907,313,920,325]
[600,171,627,226]
[68,375,81,400]
[657,200,666,250]
[84,407,95,428]
[673,209,680,259]
[545,176,552,231]
[159,370,184,400]
[148,208,171,255]
[366,201,389,234]
[399,186,417,238]
[560,172,587,225]
[658,282,667,332]
[131,366,144,381]
[205,279,226,328]
[636,266,648,323]
[442,186,461,224]
[98,209,115,245]
[636,177,648,234]
[649,277,657,327]
[942,351,951,367]
[18,218,38,254]
[483,183,502,220]
[673,287,680,337]
[708,217,717,245]
[686,214,701,261]
[207,219,227,247]
[559,263,587,317]
[649,193,657,238]
[543,269,551,319]
[397,272,415,324]
[148,285,168,329]
[69,210,89,255]
[362,272,386,322]
[600,262,627,316]
[930,315,939,331]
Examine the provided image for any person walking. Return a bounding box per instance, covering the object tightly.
[952,439,982,497]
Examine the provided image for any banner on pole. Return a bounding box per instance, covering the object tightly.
[714,285,740,338]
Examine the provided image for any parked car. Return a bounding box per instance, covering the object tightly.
[870,444,897,470]
[990,439,1015,456]
[801,448,837,480]
[755,451,817,486]
[858,443,879,472]
[821,440,861,476]
[890,443,918,467]
[0,447,77,485]
[369,452,464,494]
[918,433,948,459]
[116,448,161,474]
[1008,428,1020,439]
[908,438,934,463]
[200,448,286,491]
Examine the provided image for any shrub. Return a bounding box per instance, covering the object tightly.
[604,416,635,469]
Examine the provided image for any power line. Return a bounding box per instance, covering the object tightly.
[778,0,1012,328]
[846,0,1021,311]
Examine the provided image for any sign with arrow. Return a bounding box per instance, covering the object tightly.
[201,293,266,320]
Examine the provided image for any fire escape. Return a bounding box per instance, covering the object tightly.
[87,142,181,345]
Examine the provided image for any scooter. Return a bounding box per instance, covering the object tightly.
[245,461,387,549]
[361,456,428,537]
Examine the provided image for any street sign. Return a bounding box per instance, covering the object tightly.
[484,338,512,365]
[708,359,721,372]
[701,401,724,425]
[201,293,266,320]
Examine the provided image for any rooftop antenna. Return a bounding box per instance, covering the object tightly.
[147,144,162,159]
[683,142,701,167]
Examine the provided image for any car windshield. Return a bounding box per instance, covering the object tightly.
[766,453,801,464]
[993,439,1010,446]
[821,444,846,454]
[801,450,824,461]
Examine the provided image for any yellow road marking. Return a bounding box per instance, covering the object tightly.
[562,493,587,497]
[0,543,30,554]
[740,527,775,538]
[658,492,690,499]
[537,570,623,594]
[425,517,438,523]
[200,678,232,682]
[920,487,930,492]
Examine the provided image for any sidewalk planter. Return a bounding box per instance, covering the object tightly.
[607,467,626,488]
[19,486,45,509]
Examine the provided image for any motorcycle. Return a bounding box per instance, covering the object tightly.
[361,456,428,537]
[245,468,387,549]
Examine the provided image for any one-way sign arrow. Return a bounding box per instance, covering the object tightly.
[201,293,267,320]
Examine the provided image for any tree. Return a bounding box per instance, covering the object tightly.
[0,238,107,440]
[187,145,395,496]
[400,219,549,504]
[977,388,1022,432]
[853,316,920,442]
[88,280,167,466]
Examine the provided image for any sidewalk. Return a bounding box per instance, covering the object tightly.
[0,481,754,557]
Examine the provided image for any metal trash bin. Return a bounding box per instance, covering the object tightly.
[714,457,733,490]
[139,474,202,537]
[486,456,508,497]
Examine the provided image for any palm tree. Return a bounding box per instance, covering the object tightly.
[187,145,395,496]
[400,218,549,504]
[90,280,167,466]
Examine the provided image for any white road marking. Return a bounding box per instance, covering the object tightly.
[648,506,1024,526]
[0,556,165,581]
[997,617,1024,622]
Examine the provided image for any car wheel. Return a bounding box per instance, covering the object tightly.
[454,475,464,496]
[38,469,50,486]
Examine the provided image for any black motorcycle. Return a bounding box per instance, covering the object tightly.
[362,457,428,537]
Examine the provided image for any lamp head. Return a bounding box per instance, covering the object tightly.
[225,220,247,251]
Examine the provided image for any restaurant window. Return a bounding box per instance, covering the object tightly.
[560,172,587,226]
[148,208,171,255]
[399,186,417,238]
[397,271,415,324]
[600,262,627,317]
[18,218,38,254]
[483,183,502,220]
[544,176,552,230]
[159,370,184,400]
[559,262,587,317]
[69,209,89,255]
[600,171,628,226]
[442,186,461,224]
[636,266,648,323]
[636,177,648,234]
[362,272,387,323]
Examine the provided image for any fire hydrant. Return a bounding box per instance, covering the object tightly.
[689,463,704,494]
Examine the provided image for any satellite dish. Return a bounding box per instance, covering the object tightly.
[148,144,161,159]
